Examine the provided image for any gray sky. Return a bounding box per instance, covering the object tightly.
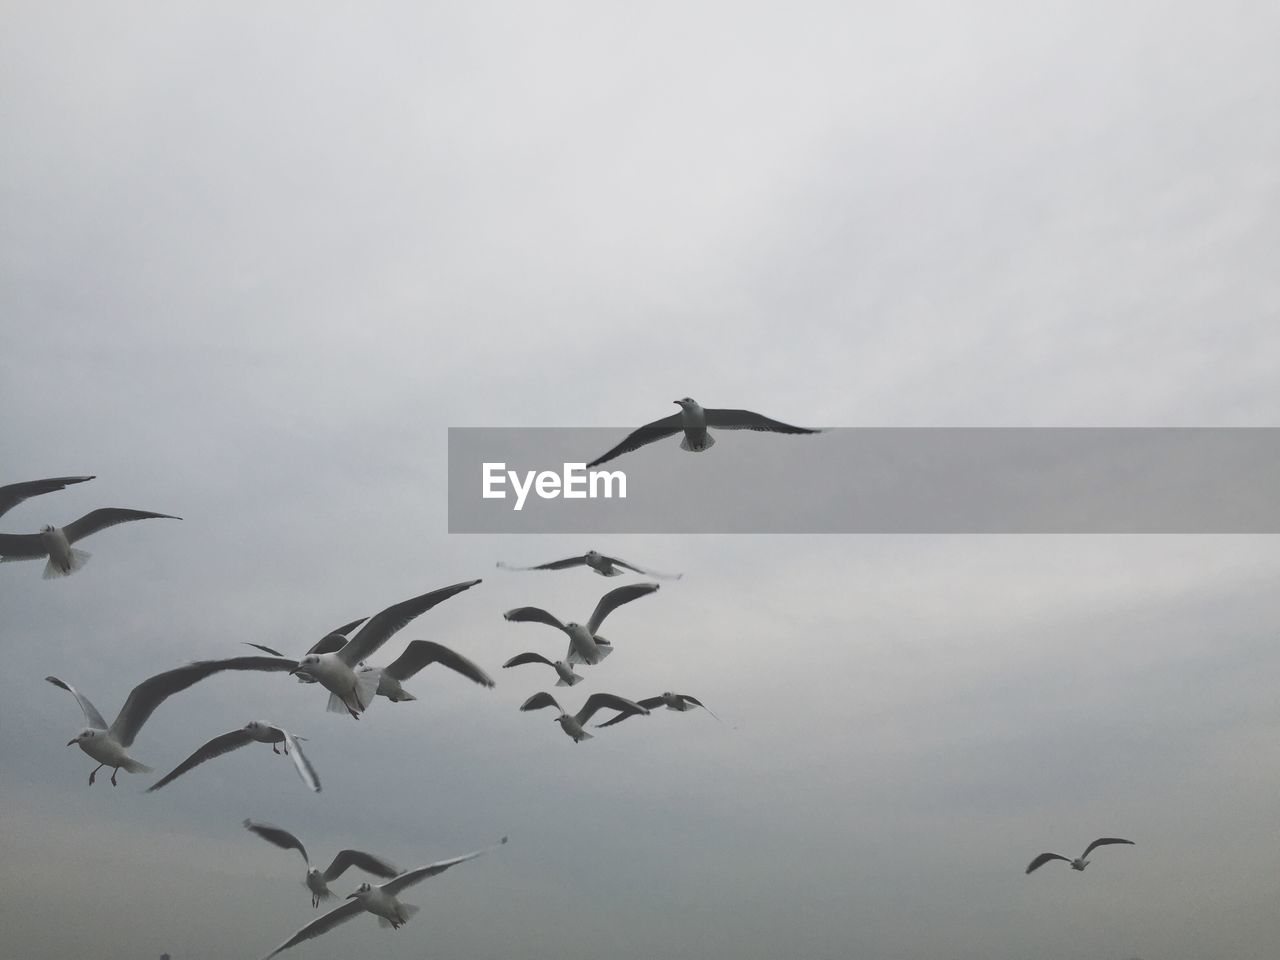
[2,2,1279,959]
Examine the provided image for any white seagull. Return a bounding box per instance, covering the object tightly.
[46,655,295,785]
[503,582,658,666]
[596,691,721,726]
[1025,838,1135,874]
[497,549,682,580]
[292,580,482,718]
[373,639,495,702]
[1,506,181,578]
[519,691,650,742]
[242,820,400,907]
[146,721,319,793]
[502,651,583,686]
[0,475,94,520]
[260,836,508,958]
[586,397,822,467]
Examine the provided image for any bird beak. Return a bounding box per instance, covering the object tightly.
[66,738,78,746]
[345,892,359,899]
[289,667,302,676]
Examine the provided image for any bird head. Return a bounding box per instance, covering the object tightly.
[67,728,95,746]
[346,882,373,899]
[674,397,696,408]
[292,655,321,677]
[565,621,582,631]
[585,549,601,560]
[244,721,264,732]
[41,524,56,534]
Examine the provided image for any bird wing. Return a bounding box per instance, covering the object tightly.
[260,898,365,959]
[329,617,367,636]
[242,819,309,865]
[382,837,507,896]
[337,580,482,667]
[497,556,586,571]
[677,694,723,721]
[520,691,561,713]
[502,651,556,670]
[146,728,255,792]
[109,655,296,747]
[595,695,664,727]
[0,532,48,560]
[45,676,109,730]
[243,642,286,657]
[282,731,321,793]
[1081,837,1135,859]
[383,640,495,686]
[585,413,684,468]
[577,692,650,725]
[305,634,348,656]
[1025,853,1070,874]
[503,606,568,631]
[600,555,683,579]
[62,508,181,544]
[702,408,822,434]
[0,476,94,520]
[586,582,659,634]
[322,849,400,882]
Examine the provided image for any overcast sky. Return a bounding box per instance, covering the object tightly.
[3,3,1280,959]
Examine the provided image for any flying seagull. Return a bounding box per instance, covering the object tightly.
[260,837,508,958]
[502,651,583,686]
[242,819,400,907]
[292,580,482,718]
[373,640,494,702]
[503,582,658,666]
[497,549,682,580]
[242,617,368,662]
[147,722,319,793]
[586,397,821,468]
[1025,838,1135,874]
[0,475,94,520]
[596,691,721,726]
[46,656,295,785]
[520,691,650,742]
[1,507,181,578]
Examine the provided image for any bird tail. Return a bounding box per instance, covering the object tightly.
[680,433,714,452]
[122,757,153,774]
[43,549,91,579]
[556,674,583,687]
[377,904,419,927]
[354,667,382,713]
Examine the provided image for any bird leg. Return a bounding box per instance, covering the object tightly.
[110,767,120,786]
[89,763,104,785]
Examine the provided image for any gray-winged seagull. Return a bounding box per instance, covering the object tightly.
[147,721,319,793]
[242,819,401,907]
[503,582,658,666]
[498,549,681,579]
[1025,838,1135,874]
[520,691,650,742]
[1,507,180,578]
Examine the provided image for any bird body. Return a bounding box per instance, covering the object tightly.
[1025,838,1134,874]
[1,507,180,577]
[503,582,658,667]
[497,549,682,580]
[502,651,583,686]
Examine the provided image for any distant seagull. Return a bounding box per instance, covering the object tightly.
[242,819,400,907]
[260,837,508,958]
[292,580,482,718]
[146,722,319,793]
[504,582,658,666]
[243,617,368,661]
[46,656,295,785]
[502,651,582,686]
[520,691,650,742]
[0,507,180,578]
[498,550,682,580]
[373,640,494,702]
[1025,838,1135,874]
[596,691,721,726]
[0,475,94,520]
[586,397,822,468]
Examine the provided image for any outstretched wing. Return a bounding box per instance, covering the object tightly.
[703,408,822,435]
[243,819,309,865]
[305,634,348,656]
[146,728,255,792]
[600,555,683,580]
[586,582,659,635]
[503,606,567,632]
[383,640,494,687]
[110,656,296,747]
[502,651,556,670]
[519,691,561,714]
[62,508,181,544]
[497,556,586,572]
[595,695,665,727]
[260,898,365,959]
[585,413,684,468]
[243,642,286,657]
[337,580,482,667]
[282,731,321,793]
[577,692,650,725]
[0,532,47,560]
[382,837,508,896]
[45,676,108,730]
[322,849,400,882]
[1025,852,1070,874]
[0,476,94,520]
[1081,837,1135,859]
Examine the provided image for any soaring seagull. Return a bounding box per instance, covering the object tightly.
[1025,838,1135,874]
[586,397,821,468]
[0,475,94,520]
[498,549,682,580]
[596,691,721,726]
[46,656,295,785]
[260,837,508,958]
[1,506,180,578]
[147,721,319,793]
[242,820,400,907]
[292,580,482,718]
[502,651,583,687]
[519,692,650,742]
[372,640,495,702]
[503,582,658,666]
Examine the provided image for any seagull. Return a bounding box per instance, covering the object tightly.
[503,582,658,666]
[146,722,320,793]
[260,837,508,958]
[0,475,94,520]
[242,820,400,907]
[243,617,368,684]
[586,397,822,468]
[1025,838,1135,874]
[46,656,295,785]
[292,580,482,718]
[520,692,650,742]
[373,640,494,702]
[596,691,721,726]
[0,507,181,578]
[502,651,582,686]
[497,550,682,580]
